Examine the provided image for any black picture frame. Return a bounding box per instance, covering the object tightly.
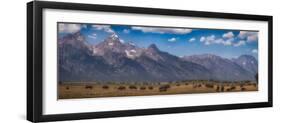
[27,1,273,122]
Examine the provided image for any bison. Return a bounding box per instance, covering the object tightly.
[205,84,214,88]
[230,86,236,90]
[118,86,126,90]
[140,86,146,90]
[102,85,109,89]
[216,86,220,92]
[129,85,137,89]
[159,85,170,92]
[85,85,93,89]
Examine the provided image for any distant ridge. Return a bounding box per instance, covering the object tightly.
[58,33,258,83]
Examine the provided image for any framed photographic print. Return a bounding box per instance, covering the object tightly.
[27,1,273,122]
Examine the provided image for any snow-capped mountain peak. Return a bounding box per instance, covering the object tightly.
[109,33,119,40]
[59,32,258,82]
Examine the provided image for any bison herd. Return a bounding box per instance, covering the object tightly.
[71,82,256,93]
[78,84,172,92]
[116,84,170,92]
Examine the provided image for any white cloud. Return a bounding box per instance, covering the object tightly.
[233,40,246,47]
[223,39,233,46]
[222,32,234,39]
[58,23,82,33]
[206,35,216,41]
[200,35,233,46]
[189,37,196,42]
[238,31,248,39]
[238,31,258,42]
[88,33,97,39]
[247,34,258,42]
[252,49,258,53]
[168,37,177,42]
[92,25,114,33]
[199,31,257,47]
[88,35,97,39]
[123,29,130,34]
[131,26,192,34]
[200,35,214,45]
[200,37,206,42]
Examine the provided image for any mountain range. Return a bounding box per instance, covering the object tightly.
[58,32,258,83]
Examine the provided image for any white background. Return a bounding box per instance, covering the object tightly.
[0,0,280,123]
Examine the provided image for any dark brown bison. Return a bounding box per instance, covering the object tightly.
[205,84,214,88]
[118,86,126,90]
[216,86,220,92]
[140,86,146,90]
[85,85,93,89]
[102,85,109,89]
[148,86,153,90]
[159,85,170,92]
[129,85,137,89]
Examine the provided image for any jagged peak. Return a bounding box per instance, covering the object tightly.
[102,33,122,46]
[147,44,159,51]
[109,33,119,40]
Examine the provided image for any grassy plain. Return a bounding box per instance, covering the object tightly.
[58,81,258,99]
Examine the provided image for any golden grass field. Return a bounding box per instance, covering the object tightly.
[58,81,258,99]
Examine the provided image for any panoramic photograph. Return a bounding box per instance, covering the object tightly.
[58,22,259,99]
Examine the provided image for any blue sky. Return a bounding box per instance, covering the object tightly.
[58,23,258,59]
